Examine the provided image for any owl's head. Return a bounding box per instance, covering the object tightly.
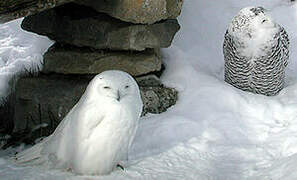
[86,70,140,102]
[228,6,277,39]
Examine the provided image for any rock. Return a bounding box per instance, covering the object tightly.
[42,44,162,76]
[0,0,75,23]
[13,74,178,134]
[136,74,162,87]
[76,0,184,24]
[21,3,180,51]
[0,74,16,135]
[0,95,15,134]
[141,86,178,115]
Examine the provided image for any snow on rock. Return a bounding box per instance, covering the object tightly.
[0,18,53,102]
[2,0,297,179]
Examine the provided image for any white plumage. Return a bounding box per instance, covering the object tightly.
[13,70,143,175]
[224,7,289,96]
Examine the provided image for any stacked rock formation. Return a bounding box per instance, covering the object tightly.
[9,0,183,139]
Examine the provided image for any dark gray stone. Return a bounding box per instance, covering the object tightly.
[42,44,161,76]
[141,86,178,115]
[0,94,15,134]
[0,74,16,135]
[136,74,162,87]
[13,74,178,134]
[21,3,180,51]
[76,0,184,24]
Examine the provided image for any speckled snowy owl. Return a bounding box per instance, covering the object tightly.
[223,7,289,96]
[13,70,143,175]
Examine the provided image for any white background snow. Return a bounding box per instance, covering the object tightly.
[1,0,297,179]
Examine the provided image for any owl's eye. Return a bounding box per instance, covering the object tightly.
[262,19,267,23]
[125,85,130,89]
[103,86,111,89]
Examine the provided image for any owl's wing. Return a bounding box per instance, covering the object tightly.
[223,31,247,82]
[43,100,106,154]
[12,104,80,165]
[13,97,106,166]
[279,26,289,67]
[12,112,73,165]
[224,30,240,66]
[12,134,51,165]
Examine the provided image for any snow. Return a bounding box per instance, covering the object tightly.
[0,18,53,103]
[2,0,297,179]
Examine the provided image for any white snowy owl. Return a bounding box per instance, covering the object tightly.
[223,7,289,96]
[13,70,143,175]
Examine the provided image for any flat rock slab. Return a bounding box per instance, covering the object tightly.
[13,74,178,136]
[42,44,161,76]
[76,0,184,24]
[21,3,180,51]
[0,0,75,23]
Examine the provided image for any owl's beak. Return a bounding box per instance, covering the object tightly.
[116,90,121,101]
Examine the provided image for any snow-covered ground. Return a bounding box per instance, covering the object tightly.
[1,0,297,179]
